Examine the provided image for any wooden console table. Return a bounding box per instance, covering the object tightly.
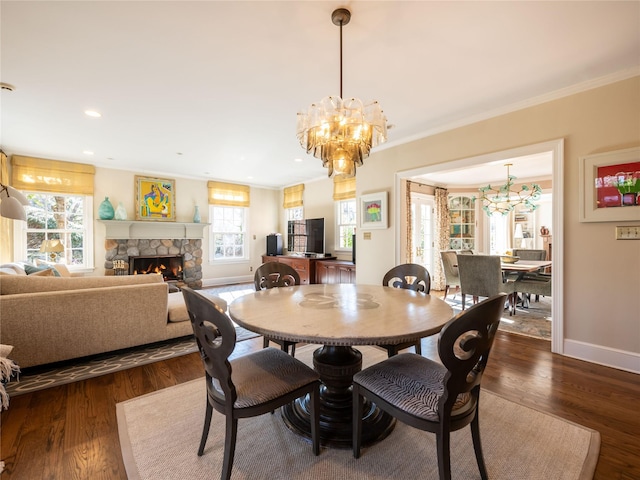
[261,255,336,285]
[315,259,356,284]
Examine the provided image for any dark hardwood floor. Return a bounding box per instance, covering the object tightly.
[1,332,639,479]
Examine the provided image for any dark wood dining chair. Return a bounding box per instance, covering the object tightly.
[181,287,320,480]
[254,262,301,356]
[380,263,431,356]
[352,293,507,480]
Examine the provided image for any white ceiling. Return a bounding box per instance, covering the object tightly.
[1,1,639,189]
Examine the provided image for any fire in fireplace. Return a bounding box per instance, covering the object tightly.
[129,255,183,281]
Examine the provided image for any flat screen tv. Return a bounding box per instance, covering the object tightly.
[287,218,325,255]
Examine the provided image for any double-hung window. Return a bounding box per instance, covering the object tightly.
[208,181,250,262]
[10,155,95,269]
[333,177,356,251]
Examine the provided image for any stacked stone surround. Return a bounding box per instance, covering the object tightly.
[104,238,203,288]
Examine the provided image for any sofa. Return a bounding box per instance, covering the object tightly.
[0,269,227,368]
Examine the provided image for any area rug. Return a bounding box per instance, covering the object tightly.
[117,345,600,480]
[443,293,552,340]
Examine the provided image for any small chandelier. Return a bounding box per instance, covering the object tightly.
[296,8,387,178]
[477,163,542,216]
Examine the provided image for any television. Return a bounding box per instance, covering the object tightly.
[287,218,325,255]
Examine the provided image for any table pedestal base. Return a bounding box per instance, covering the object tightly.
[282,345,395,449]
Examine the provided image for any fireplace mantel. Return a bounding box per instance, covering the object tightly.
[98,220,210,239]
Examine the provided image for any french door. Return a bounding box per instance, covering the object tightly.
[411,194,435,273]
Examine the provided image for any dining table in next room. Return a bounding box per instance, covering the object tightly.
[228,283,454,448]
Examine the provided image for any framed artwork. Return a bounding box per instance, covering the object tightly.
[135,175,176,221]
[360,191,388,229]
[579,147,640,222]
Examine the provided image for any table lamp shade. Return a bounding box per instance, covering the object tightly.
[40,239,64,261]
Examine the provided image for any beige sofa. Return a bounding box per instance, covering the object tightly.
[0,273,226,368]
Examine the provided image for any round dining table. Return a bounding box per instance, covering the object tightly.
[228,283,454,448]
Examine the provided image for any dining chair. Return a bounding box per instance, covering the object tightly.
[380,263,431,356]
[352,293,508,480]
[181,287,320,480]
[254,262,301,356]
[439,250,472,300]
[510,248,550,298]
[457,254,516,315]
[514,274,552,307]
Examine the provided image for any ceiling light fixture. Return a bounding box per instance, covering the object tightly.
[84,110,101,118]
[296,8,387,178]
[477,163,542,216]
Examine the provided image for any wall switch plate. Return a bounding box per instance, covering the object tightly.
[615,226,640,240]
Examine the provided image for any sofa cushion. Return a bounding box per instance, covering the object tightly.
[35,260,72,277]
[167,291,228,323]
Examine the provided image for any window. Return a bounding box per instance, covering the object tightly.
[210,206,248,261]
[336,199,356,250]
[20,192,92,266]
[287,206,304,221]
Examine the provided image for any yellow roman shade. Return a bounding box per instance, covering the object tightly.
[11,155,95,195]
[283,184,304,209]
[207,181,250,207]
[333,176,356,201]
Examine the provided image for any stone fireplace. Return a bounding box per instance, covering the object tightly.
[104,238,203,288]
[129,254,184,281]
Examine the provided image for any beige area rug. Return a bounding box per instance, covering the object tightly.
[117,345,599,480]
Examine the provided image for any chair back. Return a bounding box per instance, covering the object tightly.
[440,250,460,285]
[512,249,547,261]
[382,263,431,293]
[254,262,300,291]
[182,287,237,406]
[437,294,506,408]
[457,254,503,298]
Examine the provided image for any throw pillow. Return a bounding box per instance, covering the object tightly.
[24,264,59,276]
[35,259,70,277]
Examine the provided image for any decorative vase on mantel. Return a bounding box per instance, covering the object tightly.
[193,205,201,223]
[98,197,115,220]
[114,202,127,221]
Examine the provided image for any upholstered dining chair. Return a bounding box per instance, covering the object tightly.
[352,293,508,480]
[514,274,552,307]
[440,250,461,300]
[181,287,320,480]
[457,254,516,315]
[380,263,431,356]
[510,249,550,298]
[254,262,301,356]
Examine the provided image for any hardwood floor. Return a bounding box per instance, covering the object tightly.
[1,332,639,479]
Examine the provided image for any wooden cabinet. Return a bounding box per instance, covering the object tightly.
[448,195,476,250]
[261,255,335,285]
[315,260,356,284]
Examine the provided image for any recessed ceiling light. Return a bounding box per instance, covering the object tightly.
[83,150,94,155]
[294,158,303,162]
[247,176,254,180]
[84,110,101,118]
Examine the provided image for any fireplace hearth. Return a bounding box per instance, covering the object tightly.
[129,255,183,281]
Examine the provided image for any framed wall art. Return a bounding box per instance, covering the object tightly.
[579,147,640,222]
[360,191,388,229]
[135,175,176,221]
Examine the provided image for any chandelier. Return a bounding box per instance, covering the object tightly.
[296,8,387,178]
[477,163,542,216]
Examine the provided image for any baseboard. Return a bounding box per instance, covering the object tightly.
[202,275,253,287]
[563,339,640,374]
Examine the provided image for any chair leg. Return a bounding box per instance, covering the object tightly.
[198,399,213,456]
[414,340,422,356]
[352,385,363,458]
[461,293,466,310]
[221,416,238,480]
[263,337,269,349]
[443,285,449,299]
[290,342,296,357]
[310,384,320,456]
[471,412,489,480]
[436,430,452,480]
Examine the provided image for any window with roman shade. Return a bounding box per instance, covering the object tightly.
[207,181,250,262]
[11,155,95,269]
[333,176,356,250]
[283,184,304,209]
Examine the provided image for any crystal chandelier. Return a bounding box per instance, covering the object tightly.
[477,163,542,216]
[296,8,387,178]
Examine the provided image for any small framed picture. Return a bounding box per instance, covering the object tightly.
[360,191,388,229]
[135,176,176,221]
